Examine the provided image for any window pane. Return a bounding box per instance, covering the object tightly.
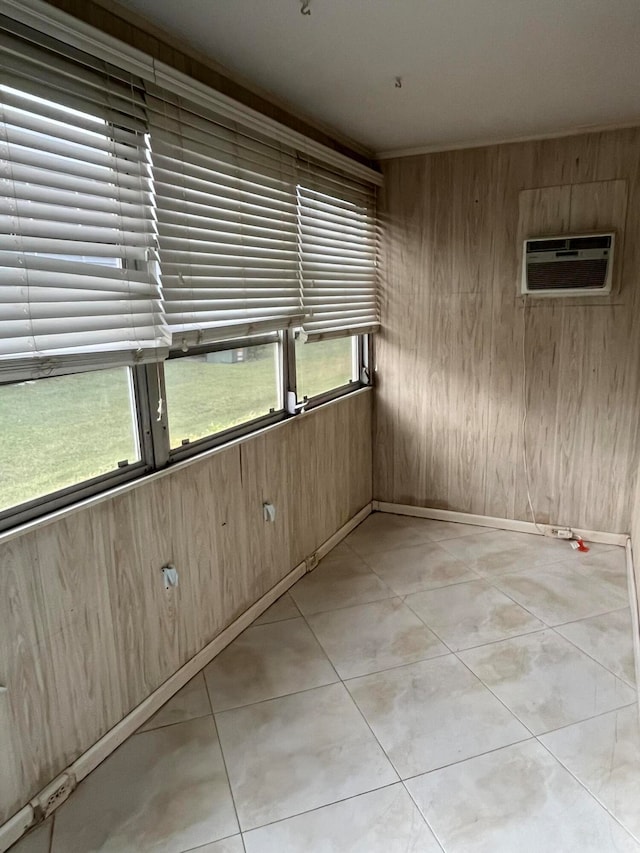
[295,337,355,400]
[165,343,280,448]
[0,367,139,513]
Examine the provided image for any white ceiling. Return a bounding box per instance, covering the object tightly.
[117,0,640,156]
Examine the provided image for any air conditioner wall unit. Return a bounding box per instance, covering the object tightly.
[521,232,614,297]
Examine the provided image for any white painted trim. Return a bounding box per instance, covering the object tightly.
[0,388,373,546]
[626,539,640,712]
[376,119,640,160]
[0,0,382,186]
[372,501,628,546]
[0,505,368,851]
[0,806,33,853]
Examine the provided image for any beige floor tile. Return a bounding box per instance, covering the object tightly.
[138,672,212,733]
[183,837,245,853]
[578,547,628,593]
[242,783,441,852]
[412,518,493,541]
[288,548,392,615]
[405,579,544,650]
[493,561,628,626]
[344,513,434,557]
[51,717,238,853]
[556,608,636,685]
[204,618,337,712]
[253,592,300,625]
[346,655,528,778]
[407,740,640,852]
[541,705,640,841]
[9,820,52,853]
[437,529,574,577]
[307,597,448,678]
[363,541,477,596]
[460,630,635,734]
[215,682,397,831]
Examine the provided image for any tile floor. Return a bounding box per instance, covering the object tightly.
[11,512,640,852]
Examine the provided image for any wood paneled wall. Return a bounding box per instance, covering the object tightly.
[631,477,640,702]
[375,129,640,533]
[0,390,372,825]
[634,481,640,566]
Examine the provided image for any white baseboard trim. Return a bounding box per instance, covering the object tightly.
[0,807,33,853]
[372,501,629,547]
[626,539,640,710]
[0,504,371,853]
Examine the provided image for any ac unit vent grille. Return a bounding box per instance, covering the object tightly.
[526,259,608,291]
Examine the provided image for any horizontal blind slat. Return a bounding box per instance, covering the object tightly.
[0,44,168,373]
[149,93,301,345]
[0,196,151,226]
[5,165,149,205]
[297,181,378,339]
[0,217,155,245]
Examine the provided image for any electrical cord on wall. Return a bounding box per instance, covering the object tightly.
[521,296,545,534]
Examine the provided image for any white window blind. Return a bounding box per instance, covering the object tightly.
[0,19,168,381]
[146,88,303,347]
[297,159,379,341]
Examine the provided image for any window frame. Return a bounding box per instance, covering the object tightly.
[0,364,156,533]
[291,332,369,411]
[163,333,289,464]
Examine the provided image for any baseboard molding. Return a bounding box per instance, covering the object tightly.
[626,540,640,710]
[0,502,372,853]
[372,501,629,547]
[0,807,33,853]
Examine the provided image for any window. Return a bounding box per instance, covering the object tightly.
[0,14,380,530]
[295,336,358,401]
[0,367,141,515]
[164,339,282,451]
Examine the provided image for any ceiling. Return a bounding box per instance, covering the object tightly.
[117,0,640,156]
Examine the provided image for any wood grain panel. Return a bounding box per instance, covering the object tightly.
[519,184,571,237]
[169,448,244,660]
[375,157,431,504]
[377,150,505,511]
[107,477,179,710]
[0,391,372,826]
[376,127,640,534]
[289,390,372,564]
[481,142,535,520]
[0,535,55,814]
[570,180,628,233]
[32,505,124,772]
[239,430,293,604]
[632,475,640,656]
[340,390,374,520]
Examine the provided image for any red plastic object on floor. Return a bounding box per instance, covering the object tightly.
[570,536,590,553]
